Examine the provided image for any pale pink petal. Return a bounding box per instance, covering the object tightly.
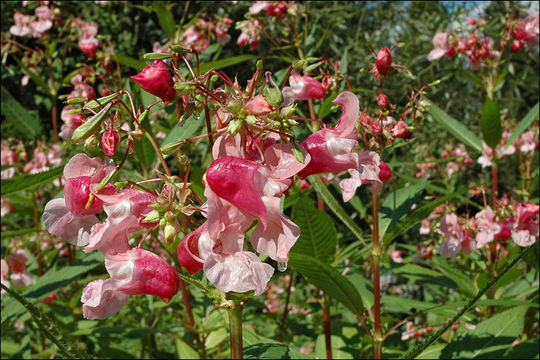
[264,144,310,180]
[81,279,129,320]
[203,251,274,296]
[42,198,99,246]
[211,133,244,159]
[331,91,359,139]
[251,196,300,263]
[10,271,33,287]
[427,48,446,61]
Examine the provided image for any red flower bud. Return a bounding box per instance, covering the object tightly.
[375,47,392,77]
[377,93,389,110]
[130,60,176,102]
[494,223,512,241]
[101,128,120,157]
[379,161,392,182]
[451,324,458,331]
[426,326,433,333]
[511,39,524,52]
[370,121,382,135]
[360,112,371,127]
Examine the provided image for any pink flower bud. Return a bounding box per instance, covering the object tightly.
[130,60,176,102]
[101,128,120,157]
[360,112,371,127]
[466,19,477,25]
[377,93,389,110]
[511,39,524,52]
[392,120,412,139]
[375,48,392,77]
[79,38,99,58]
[451,324,458,331]
[370,121,382,135]
[379,161,392,182]
[245,94,273,115]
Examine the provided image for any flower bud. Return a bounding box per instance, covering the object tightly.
[379,161,392,182]
[130,60,176,102]
[392,120,412,139]
[370,122,382,135]
[101,128,120,157]
[377,93,389,110]
[511,39,524,53]
[375,48,392,77]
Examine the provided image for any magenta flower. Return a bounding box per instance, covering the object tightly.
[130,60,176,102]
[101,127,120,157]
[82,248,180,320]
[282,70,325,103]
[510,201,539,247]
[297,92,381,200]
[7,249,33,287]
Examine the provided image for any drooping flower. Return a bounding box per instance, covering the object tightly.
[427,31,455,61]
[130,60,176,102]
[437,214,474,257]
[7,250,33,287]
[474,206,501,248]
[282,70,325,103]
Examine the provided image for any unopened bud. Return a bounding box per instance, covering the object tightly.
[376,48,392,77]
[143,210,161,224]
[228,118,242,134]
[101,127,120,157]
[245,114,257,125]
[293,60,305,69]
[171,45,189,53]
[377,93,389,110]
[84,134,99,148]
[256,59,264,70]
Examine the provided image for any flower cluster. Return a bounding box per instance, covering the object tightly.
[9,5,55,38]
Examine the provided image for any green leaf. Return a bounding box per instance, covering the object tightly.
[439,306,528,359]
[428,101,483,153]
[153,1,176,39]
[175,339,201,359]
[244,343,290,359]
[198,55,258,74]
[459,68,484,88]
[1,85,43,139]
[13,56,50,93]
[318,93,338,120]
[315,334,354,359]
[162,115,204,148]
[417,344,445,359]
[291,195,337,262]
[1,166,64,196]
[506,102,539,147]
[308,175,365,245]
[431,257,477,297]
[347,273,374,308]
[0,228,39,238]
[133,135,156,167]
[503,337,539,359]
[383,188,470,247]
[289,253,364,316]
[481,97,502,149]
[2,252,104,326]
[379,182,424,239]
[114,54,147,71]
[392,264,456,289]
[1,284,91,359]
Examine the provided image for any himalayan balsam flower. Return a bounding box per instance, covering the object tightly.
[130,60,176,102]
[282,70,325,103]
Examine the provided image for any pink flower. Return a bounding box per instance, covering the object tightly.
[60,106,85,140]
[392,120,412,139]
[249,1,272,14]
[389,250,403,263]
[296,92,381,200]
[515,13,539,47]
[474,206,501,248]
[82,248,180,319]
[10,12,32,37]
[67,74,96,101]
[236,19,262,49]
[130,60,176,102]
[79,38,99,58]
[42,154,115,244]
[182,25,210,53]
[29,6,53,36]
[1,197,15,216]
[245,94,273,115]
[7,250,33,287]
[437,214,474,257]
[427,32,455,61]
[517,130,538,154]
[1,259,9,294]
[282,70,325,103]
[508,201,539,247]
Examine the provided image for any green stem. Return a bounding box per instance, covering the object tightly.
[228,302,244,359]
[401,242,538,359]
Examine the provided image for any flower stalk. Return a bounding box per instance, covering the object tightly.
[228,301,244,359]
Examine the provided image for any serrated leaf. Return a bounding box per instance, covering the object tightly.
[392,264,456,289]
[291,195,337,262]
[506,102,539,148]
[481,97,502,149]
[13,56,50,93]
[431,257,477,297]
[289,253,364,316]
[1,166,64,196]
[428,101,483,153]
[244,343,290,359]
[1,85,43,139]
[175,339,200,359]
[379,182,424,239]
[439,306,528,359]
[114,54,146,71]
[198,55,258,74]
[162,114,203,148]
[154,1,176,39]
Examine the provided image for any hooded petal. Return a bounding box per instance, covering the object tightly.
[81,279,129,320]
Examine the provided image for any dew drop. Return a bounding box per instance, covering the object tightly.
[277,262,288,272]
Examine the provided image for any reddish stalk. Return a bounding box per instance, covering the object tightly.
[278,273,294,342]
[372,193,383,359]
[323,294,333,359]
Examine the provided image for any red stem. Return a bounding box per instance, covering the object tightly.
[323,295,333,359]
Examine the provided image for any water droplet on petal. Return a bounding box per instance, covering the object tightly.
[277,262,288,272]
